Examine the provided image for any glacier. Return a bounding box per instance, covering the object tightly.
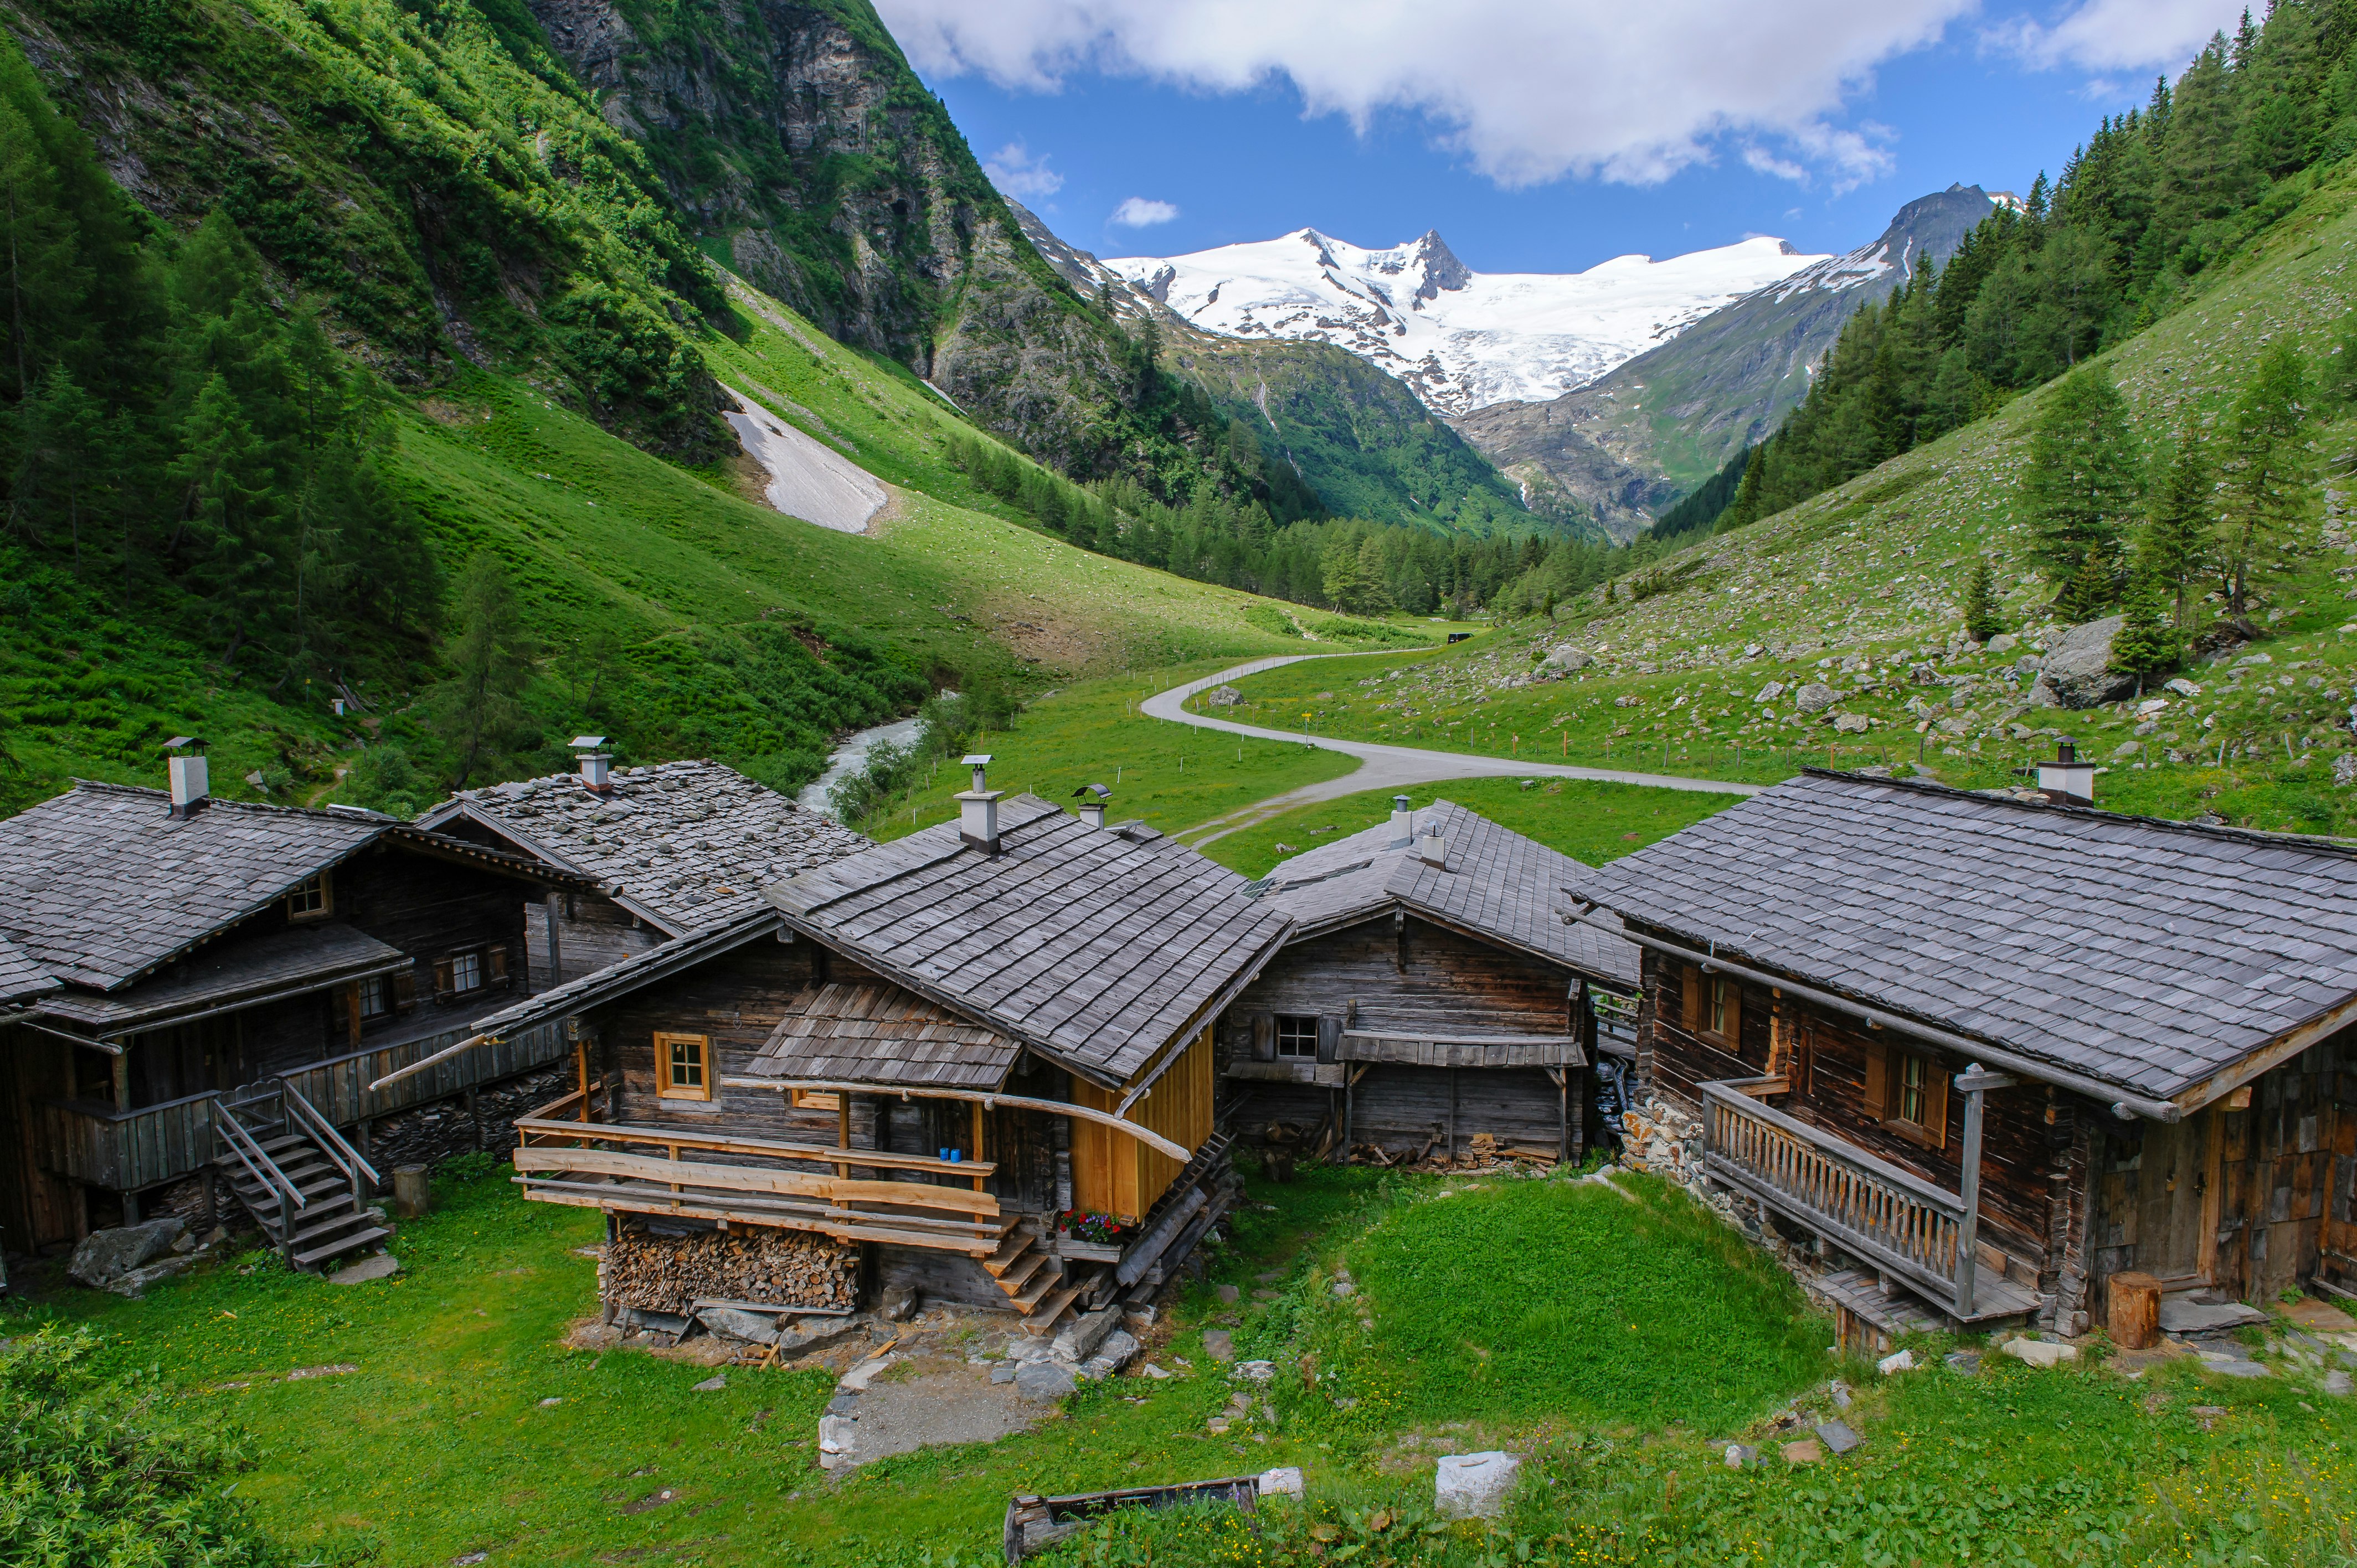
[1105,228,1829,416]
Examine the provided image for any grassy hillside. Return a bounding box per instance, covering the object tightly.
[1221,158,2357,837]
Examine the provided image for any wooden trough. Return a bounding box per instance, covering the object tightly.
[1003,1471,1295,1562]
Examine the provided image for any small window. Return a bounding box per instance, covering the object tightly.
[358,974,389,1020]
[792,1086,842,1112]
[450,950,484,994]
[286,872,331,920]
[656,1032,713,1101]
[1273,1015,1319,1060]
[1869,1044,1949,1148]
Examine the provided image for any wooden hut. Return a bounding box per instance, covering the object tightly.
[417,748,867,987]
[1222,798,1640,1164]
[1575,768,2357,1343]
[474,778,1291,1331]
[0,763,587,1270]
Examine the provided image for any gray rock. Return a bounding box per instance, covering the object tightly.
[1543,644,1592,672]
[1015,1359,1078,1402]
[879,1282,919,1322]
[624,1308,693,1336]
[816,1414,857,1456]
[2324,1369,2352,1396]
[1207,685,1243,707]
[1053,1308,1120,1365]
[773,1319,859,1360]
[325,1253,399,1287]
[1832,711,1870,734]
[1718,1442,1759,1468]
[2035,616,2137,708]
[990,1363,1017,1385]
[692,1374,728,1392]
[1096,1328,1140,1371]
[1987,633,2019,653]
[1815,1420,1863,1454]
[2164,676,2201,697]
[1828,1380,1853,1409]
[1216,1283,1241,1305]
[698,1306,780,1345]
[1793,682,1838,714]
[1753,680,1786,704]
[106,1255,197,1299]
[2159,1299,2269,1333]
[1237,1359,1277,1383]
[1944,1350,1982,1375]
[1435,1451,1522,1518]
[68,1218,187,1290]
[1201,1328,1235,1363]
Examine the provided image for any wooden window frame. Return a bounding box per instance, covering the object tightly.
[449,949,485,996]
[1273,1014,1319,1060]
[286,871,332,921]
[1863,1040,1948,1149]
[791,1086,841,1112]
[357,974,389,1020]
[1682,966,1741,1050]
[656,1031,714,1102]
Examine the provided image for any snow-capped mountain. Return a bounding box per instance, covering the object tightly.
[1105,229,1828,416]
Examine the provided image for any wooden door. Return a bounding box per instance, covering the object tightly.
[2130,1108,2220,1285]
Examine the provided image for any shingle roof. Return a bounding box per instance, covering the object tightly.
[469,911,784,1039]
[1254,800,1639,987]
[1574,770,2357,1102]
[38,924,409,1034]
[746,981,1021,1090]
[764,796,1294,1087]
[418,759,868,934]
[0,783,389,990]
[0,935,59,1005]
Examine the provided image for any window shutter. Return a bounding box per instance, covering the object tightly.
[392,968,418,1014]
[1924,1059,1951,1149]
[433,956,455,1001]
[487,944,511,986]
[1862,1040,1890,1120]
[1723,983,1743,1051]
[1251,1015,1275,1062]
[1680,965,1700,1032]
[331,984,352,1038]
[1316,1015,1341,1065]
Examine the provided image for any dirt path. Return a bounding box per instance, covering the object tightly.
[1143,653,1760,846]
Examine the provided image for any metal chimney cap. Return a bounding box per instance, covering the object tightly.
[961,753,994,767]
[569,734,608,751]
[1073,783,1111,800]
[1392,795,1412,811]
[164,736,208,753]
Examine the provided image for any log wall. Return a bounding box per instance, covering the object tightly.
[528,896,661,989]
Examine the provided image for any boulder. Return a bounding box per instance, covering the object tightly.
[2001,1337,2080,1368]
[1987,633,2019,653]
[1207,685,1243,707]
[1201,1328,1235,1363]
[2035,616,2137,708]
[1877,1349,1916,1375]
[1753,680,1786,704]
[879,1282,919,1322]
[68,1218,187,1291]
[1815,1419,1863,1454]
[1434,1451,1522,1518]
[2158,1298,2269,1333]
[1053,1307,1120,1365]
[1543,644,1592,672]
[1258,1466,1305,1497]
[1013,1359,1078,1403]
[2164,676,2202,698]
[1237,1359,1277,1383]
[698,1307,780,1345]
[1831,712,1870,734]
[1081,1328,1140,1381]
[1793,682,1837,714]
[775,1318,858,1360]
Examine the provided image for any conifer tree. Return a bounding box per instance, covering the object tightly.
[2054,543,2117,622]
[2215,341,2318,617]
[1717,445,1767,533]
[1963,558,2005,641]
[2024,365,2144,585]
[2144,424,2214,626]
[2109,563,2181,689]
[431,553,537,789]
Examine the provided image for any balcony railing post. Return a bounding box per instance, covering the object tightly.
[1951,1063,2017,1323]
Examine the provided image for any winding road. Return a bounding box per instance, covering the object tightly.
[1143,653,1761,846]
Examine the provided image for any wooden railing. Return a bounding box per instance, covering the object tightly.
[1701,1077,1970,1311]
[37,1092,220,1190]
[277,1019,565,1126]
[511,1095,1012,1256]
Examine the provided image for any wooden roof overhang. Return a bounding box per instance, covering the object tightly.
[35,924,414,1043]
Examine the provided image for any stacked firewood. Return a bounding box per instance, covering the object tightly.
[1339,1131,1558,1172]
[603,1225,858,1314]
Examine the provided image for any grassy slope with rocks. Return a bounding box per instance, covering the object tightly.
[1224,159,2357,837]
[13,1157,2355,1567]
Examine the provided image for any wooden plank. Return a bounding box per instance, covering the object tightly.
[513,1181,1001,1255]
[513,1112,997,1178]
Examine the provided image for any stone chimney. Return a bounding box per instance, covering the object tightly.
[571,735,613,792]
[959,753,1002,853]
[2036,737,2095,806]
[164,737,209,817]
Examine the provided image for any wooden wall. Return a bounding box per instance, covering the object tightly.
[1227,914,1578,1044]
[527,895,661,989]
[1070,1028,1214,1221]
[0,1027,78,1252]
[342,843,533,1026]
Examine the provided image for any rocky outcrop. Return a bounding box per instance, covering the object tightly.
[2026,616,2136,709]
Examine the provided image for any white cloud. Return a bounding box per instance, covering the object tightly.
[982,140,1064,201]
[1742,146,1810,184]
[1109,196,1180,226]
[874,0,1970,190]
[1987,0,2245,74]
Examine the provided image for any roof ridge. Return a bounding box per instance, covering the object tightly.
[66,778,385,826]
[1800,766,2357,861]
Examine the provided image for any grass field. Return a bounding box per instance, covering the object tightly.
[15,1159,2354,1568]
[1197,776,1744,878]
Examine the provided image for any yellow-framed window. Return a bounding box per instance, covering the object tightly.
[655,1031,714,1101]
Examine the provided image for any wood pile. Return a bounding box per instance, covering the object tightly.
[604,1224,858,1314]
[1337,1132,1558,1172]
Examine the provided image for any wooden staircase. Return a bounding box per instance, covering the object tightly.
[215,1131,392,1271]
[983,1220,1083,1333]
[215,1082,390,1274]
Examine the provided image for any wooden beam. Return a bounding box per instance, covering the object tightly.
[513,1112,996,1179]
[367,1033,488,1093]
[2171,991,2357,1115]
[724,1077,1192,1161]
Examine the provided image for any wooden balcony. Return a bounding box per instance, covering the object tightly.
[1700,1077,2036,1323]
[37,1091,221,1192]
[510,1089,1015,1256]
[280,1018,566,1125]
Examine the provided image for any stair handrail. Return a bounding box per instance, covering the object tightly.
[215,1097,306,1219]
[280,1078,380,1208]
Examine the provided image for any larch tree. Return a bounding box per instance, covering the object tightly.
[2214,342,2317,618]
[2023,365,2144,590]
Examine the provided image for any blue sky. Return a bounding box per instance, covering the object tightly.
[879,0,2247,273]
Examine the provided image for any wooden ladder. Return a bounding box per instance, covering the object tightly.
[982,1220,1082,1333]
